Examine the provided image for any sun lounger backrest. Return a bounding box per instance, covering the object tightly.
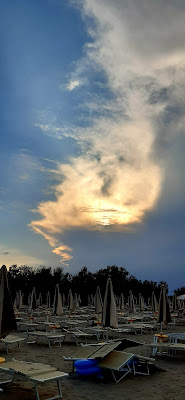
[73,345,101,359]
[98,351,134,371]
[89,341,122,359]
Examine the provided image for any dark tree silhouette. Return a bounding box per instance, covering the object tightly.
[7,264,171,306]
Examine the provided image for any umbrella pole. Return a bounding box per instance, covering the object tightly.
[46,312,49,323]
[106,327,109,342]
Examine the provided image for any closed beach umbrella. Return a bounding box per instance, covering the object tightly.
[138,293,145,311]
[78,294,81,306]
[157,286,171,329]
[28,292,32,308]
[68,289,74,314]
[76,294,80,308]
[120,293,125,311]
[141,296,145,311]
[91,294,94,306]
[14,290,22,310]
[16,290,23,310]
[74,293,79,309]
[94,286,103,322]
[152,292,158,313]
[172,293,178,312]
[53,284,63,317]
[128,290,135,313]
[0,265,17,338]
[88,294,94,306]
[19,290,23,309]
[30,287,37,314]
[102,278,118,330]
[38,293,42,307]
[46,291,51,309]
[62,293,66,306]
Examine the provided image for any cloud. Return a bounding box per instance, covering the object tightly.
[11,151,43,183]
[66,79,80,91]
[52,244,73,265]
[31,0,185,264]
[0,245,43,268]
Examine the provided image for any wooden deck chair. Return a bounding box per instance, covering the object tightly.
[0,359,68,400]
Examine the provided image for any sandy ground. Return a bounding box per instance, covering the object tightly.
[1,325,185,400]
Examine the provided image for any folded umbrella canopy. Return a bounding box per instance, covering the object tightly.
[0,265,17,338]
[74,293,79,309]
[53,284,63,317]
[94,286,103,322]
[14,290,23,311]
[68,289,74,314]
[128,290,135,314]
[46,291,51,309]
[102,278,118,330]
[152,292,158,313]
[30,287,37,315]
[157,285,171,330]
[38,293,42,308]
[172,293,178,313]
[120,293,125,311]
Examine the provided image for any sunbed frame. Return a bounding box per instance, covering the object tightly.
[0,359,68,400]
[98,350,155,383]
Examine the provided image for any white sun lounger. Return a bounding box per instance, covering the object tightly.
[147,342,185,357]
[0,359,68,400]
[98,350,156,383]
[63,329,94,345]
[26,331,65,348]
[63,341,122,371]
[0,335,25,353]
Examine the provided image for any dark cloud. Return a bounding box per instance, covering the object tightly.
[149,87,168,105]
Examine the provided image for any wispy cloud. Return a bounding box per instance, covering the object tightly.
[11,151,43,183]
[66,79,80,91]
[52,244,73,265]
[30,0,185,264]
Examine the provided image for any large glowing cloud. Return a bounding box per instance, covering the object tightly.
[30,0,185,263]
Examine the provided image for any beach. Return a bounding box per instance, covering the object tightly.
[1,325,185,400]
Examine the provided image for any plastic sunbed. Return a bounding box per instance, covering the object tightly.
[26,331,65,347]
[0,335,25,353]
[0,359,68,400]
[98,350,156,383]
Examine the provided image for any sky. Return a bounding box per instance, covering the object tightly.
[1,0,185,293]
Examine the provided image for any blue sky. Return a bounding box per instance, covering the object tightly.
[1,0,185,293]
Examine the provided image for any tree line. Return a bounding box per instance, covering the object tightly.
[7,264,170,306]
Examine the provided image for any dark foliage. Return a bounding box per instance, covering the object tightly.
[174,287,185,296]
[6,264,169,306]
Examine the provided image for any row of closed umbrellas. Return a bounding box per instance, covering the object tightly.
[0,265,172,339]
